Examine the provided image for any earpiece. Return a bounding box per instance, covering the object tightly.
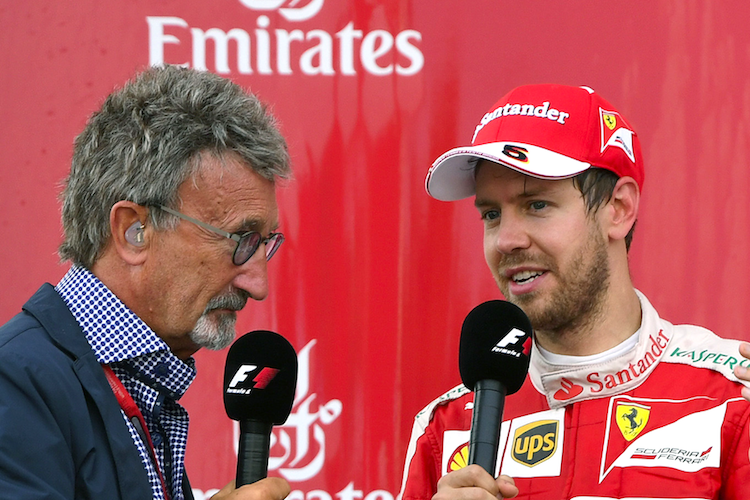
[125,221,145,246]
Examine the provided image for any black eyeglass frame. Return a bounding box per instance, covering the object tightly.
[156,205,284,265]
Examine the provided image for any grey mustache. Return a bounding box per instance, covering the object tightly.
[205,290,250,312]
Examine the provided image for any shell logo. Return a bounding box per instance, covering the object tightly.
[447,444,470,473]
[238,0,324,22]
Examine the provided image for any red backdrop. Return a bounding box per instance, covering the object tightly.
[2,2,750,499]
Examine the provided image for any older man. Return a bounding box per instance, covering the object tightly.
[398,84,750,500]
[0,66,290,500]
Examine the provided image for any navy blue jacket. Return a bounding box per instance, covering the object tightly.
[0,284,155,499]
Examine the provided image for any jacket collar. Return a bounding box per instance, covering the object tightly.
[22,284,154,499]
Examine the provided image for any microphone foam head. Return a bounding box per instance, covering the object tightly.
[223,330,298,424]
[459,300,532,394]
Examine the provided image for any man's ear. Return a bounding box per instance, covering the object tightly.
[110,201,150,265]
[607,176,640,242]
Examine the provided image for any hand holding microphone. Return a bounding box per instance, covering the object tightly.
[433,301,531,500]
[223,330,298,487]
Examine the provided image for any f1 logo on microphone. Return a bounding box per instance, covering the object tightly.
[496,328,526,348]
[227,365,280,394]
[491,328,528,358]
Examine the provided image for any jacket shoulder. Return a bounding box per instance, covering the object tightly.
[661,323,748,386]
[0,283,91,360]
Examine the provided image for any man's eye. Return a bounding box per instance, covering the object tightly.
[530,201,547,211]
[482,209,500,221]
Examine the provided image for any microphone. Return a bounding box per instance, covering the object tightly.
[223,330,298,487]
[458,300,532,476]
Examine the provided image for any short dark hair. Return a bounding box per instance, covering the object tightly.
[572,168,636,251]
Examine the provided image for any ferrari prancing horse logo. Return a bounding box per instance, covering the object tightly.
[602,112,618,130]
[616,402,650,441]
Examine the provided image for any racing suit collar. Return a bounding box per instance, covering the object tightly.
[528,290,672,408]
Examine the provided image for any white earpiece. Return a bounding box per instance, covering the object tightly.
[125,221,145,246]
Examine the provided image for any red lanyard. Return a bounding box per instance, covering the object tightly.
[102,365,171,500]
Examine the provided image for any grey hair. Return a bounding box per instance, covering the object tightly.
[59,65,290,267]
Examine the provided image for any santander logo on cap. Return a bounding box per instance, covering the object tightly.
[425,84,645,202]
[472,99,571,143]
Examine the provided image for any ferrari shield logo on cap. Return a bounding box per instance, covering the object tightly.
[603,112,617,130]
[600,108,636,162]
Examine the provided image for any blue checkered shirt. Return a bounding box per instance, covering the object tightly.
[56,266,196,500]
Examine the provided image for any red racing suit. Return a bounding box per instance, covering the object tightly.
[398,292,750,500]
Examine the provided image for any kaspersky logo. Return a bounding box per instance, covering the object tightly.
[226,365,280,395]
[147,0,424,76]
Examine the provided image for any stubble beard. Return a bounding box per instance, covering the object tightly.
[189,290,250,351]
[497,226,610,338]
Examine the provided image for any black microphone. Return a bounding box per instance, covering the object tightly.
[458,300,532,476]
[223,330,298,487]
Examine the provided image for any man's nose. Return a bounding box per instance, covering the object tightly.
[492,212,531,255]
[232,251,270,301]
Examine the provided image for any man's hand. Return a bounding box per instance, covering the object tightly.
[212,477,291,500]
[734,342,750,402]
[735,342,750,463]
[432,465,518,500]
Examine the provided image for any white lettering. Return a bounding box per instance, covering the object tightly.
[147,17,424,77]
[300,30,334,75]
[496,328,526,348]
[229,364,256,388]
[336,22,363,76]
[395,30,423,75]
[147,16,189,67]
[471,100,570,141]
[191,489,221,500]
[191,27,251,74]
[361,30,394,75]
[309,491,333,500]
[194,486,393,500]
[256,16,272,74]
[336,483,363,500]
[364,491,394,500]
[276,28,305,74]
[533,101,549,118]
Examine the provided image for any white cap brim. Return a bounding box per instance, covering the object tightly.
[425,142,592,201]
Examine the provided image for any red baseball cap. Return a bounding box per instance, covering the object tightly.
[425,84,644,201]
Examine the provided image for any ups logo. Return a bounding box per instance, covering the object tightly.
[512,420,558,467]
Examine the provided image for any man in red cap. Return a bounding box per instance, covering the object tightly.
[398,84,750,500]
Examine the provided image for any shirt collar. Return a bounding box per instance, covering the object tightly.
[55,265,196,397]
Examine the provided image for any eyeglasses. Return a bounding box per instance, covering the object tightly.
[157,205,284,265]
